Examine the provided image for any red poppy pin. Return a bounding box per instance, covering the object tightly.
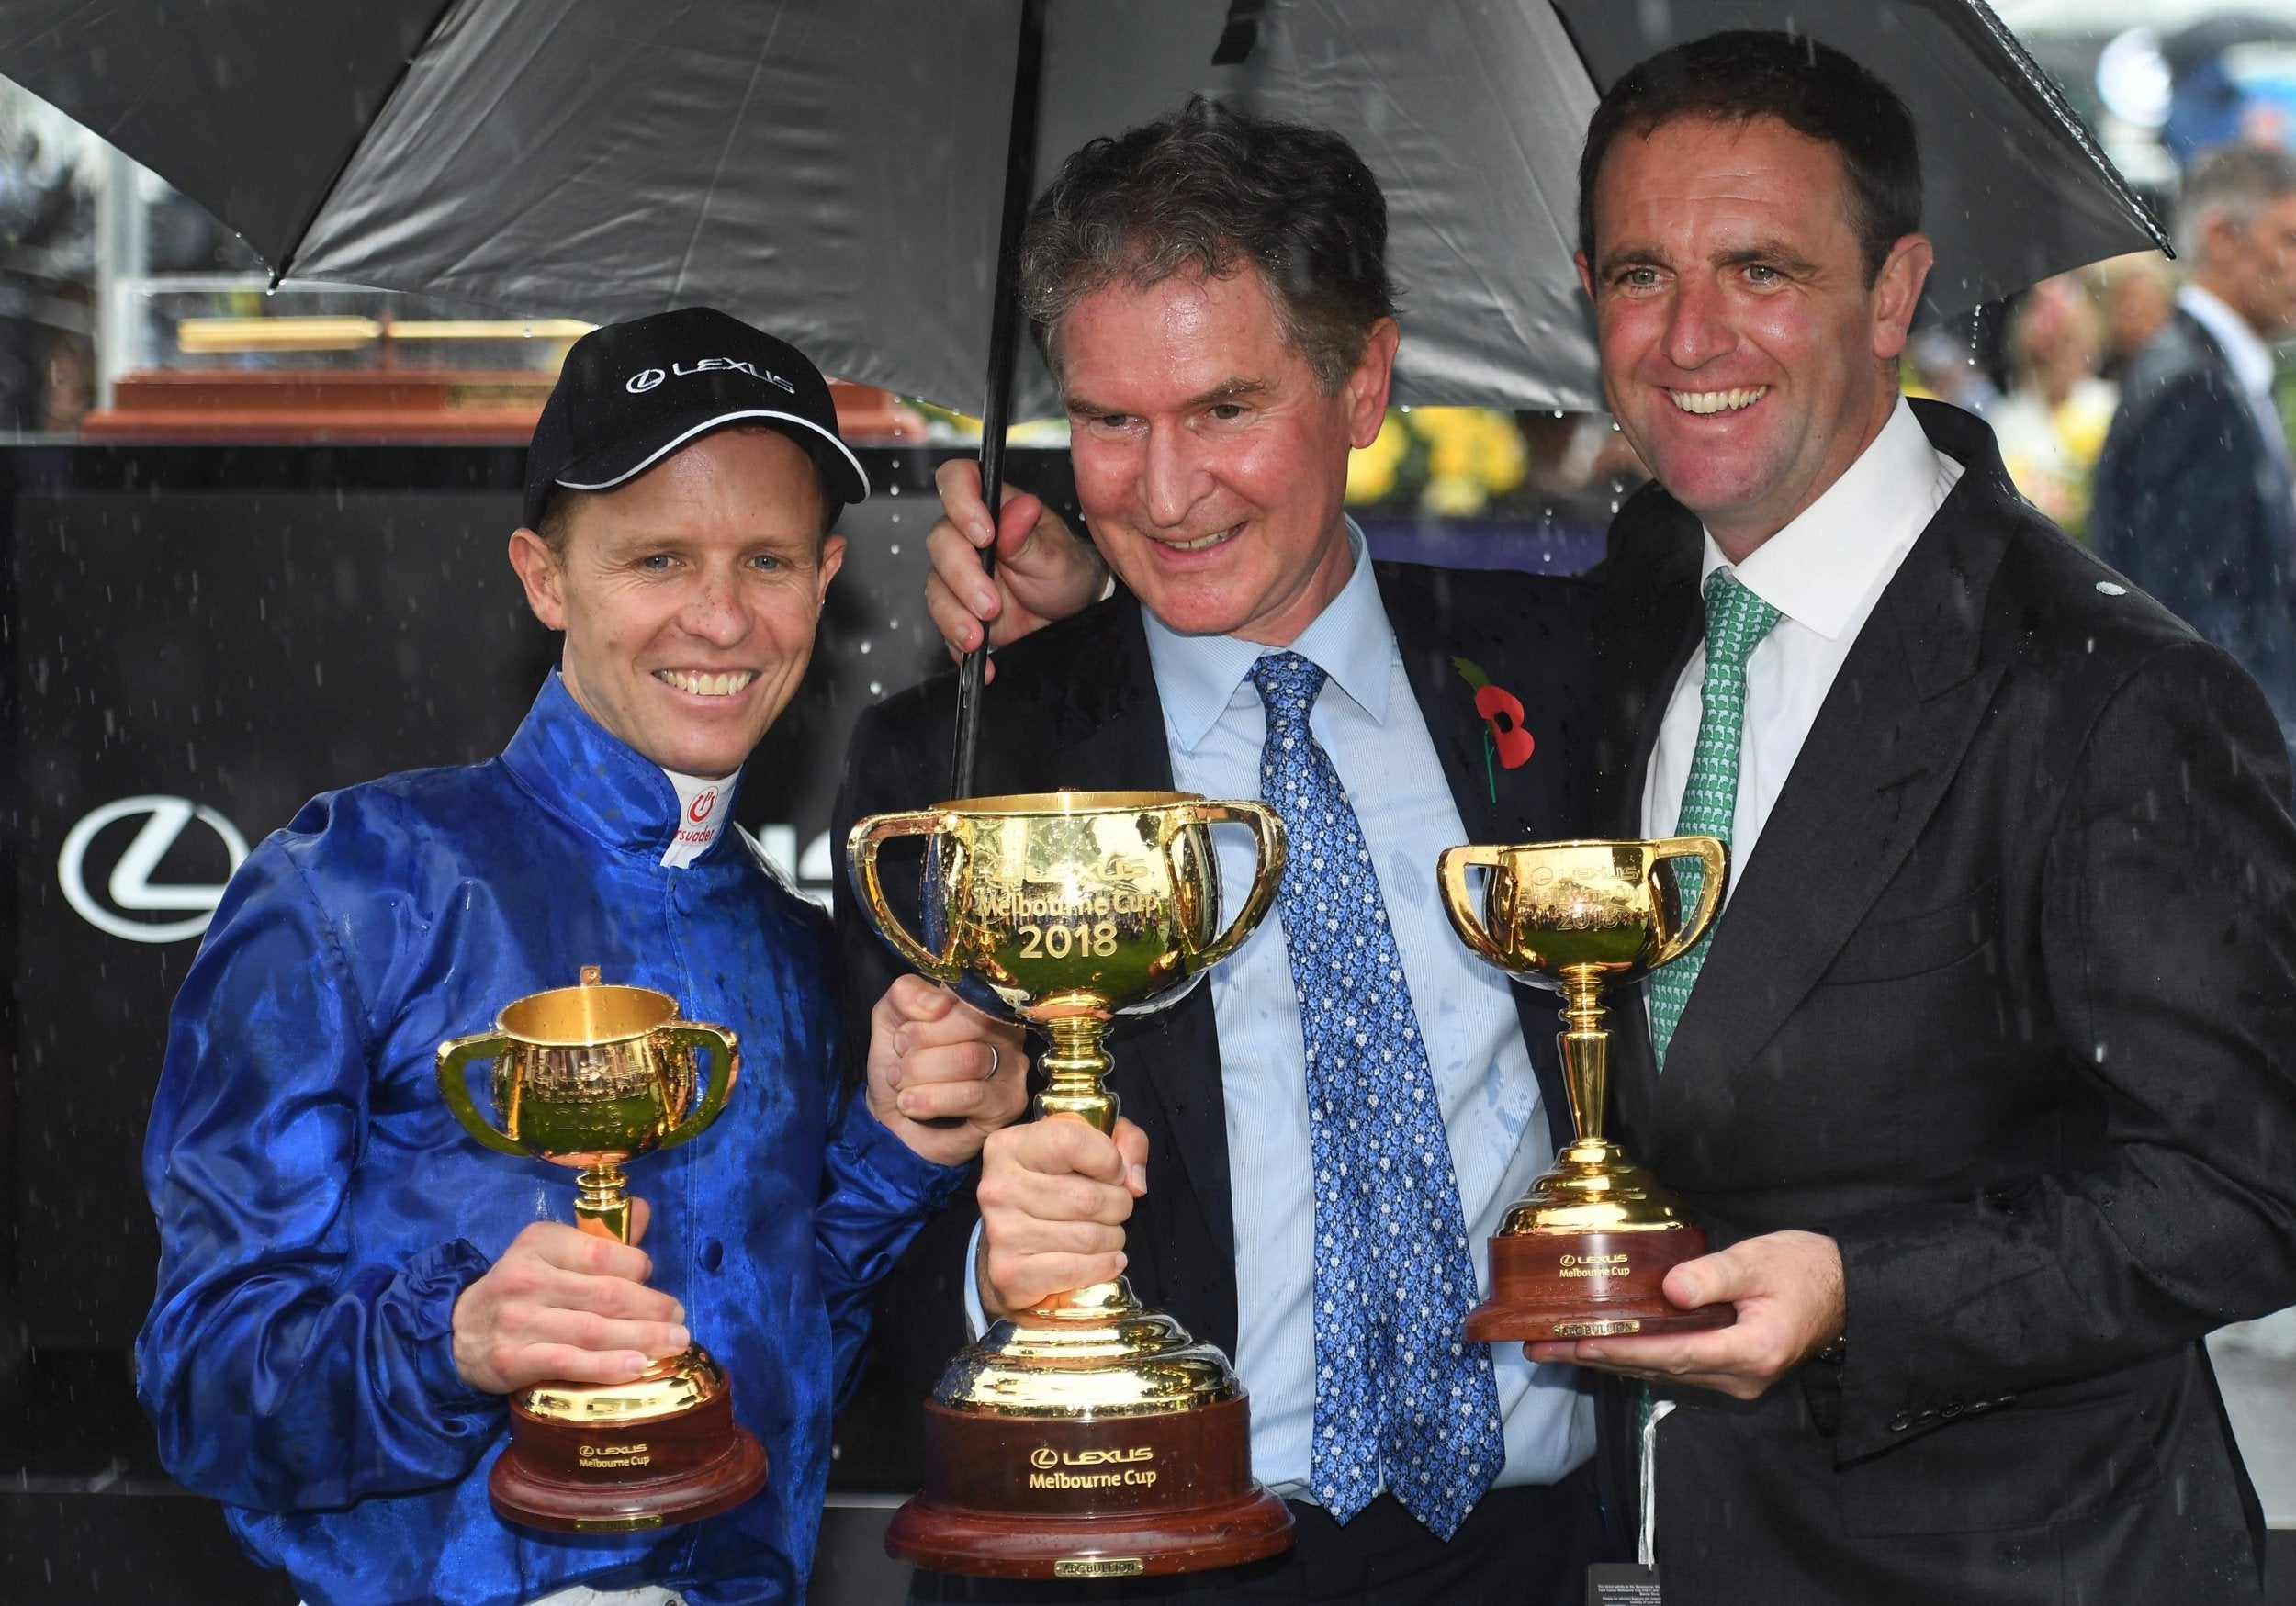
[1452,657,1534,801]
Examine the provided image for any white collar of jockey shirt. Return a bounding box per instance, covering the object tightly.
[659,767,737,869]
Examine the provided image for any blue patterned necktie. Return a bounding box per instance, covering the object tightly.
[1248,650,1504,1540]
[1646,568,1781,1068]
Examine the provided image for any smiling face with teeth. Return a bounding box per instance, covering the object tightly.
[1059,264,1397,646]
[1580,115,1931,560]
[507,427,845,778]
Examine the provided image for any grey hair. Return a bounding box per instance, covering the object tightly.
[1018,97,1397,395]
[2175,144,2296,264]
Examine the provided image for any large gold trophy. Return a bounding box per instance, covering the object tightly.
[850,791,1295,1579]
[435,968,769,1532]
[1436,840,1738,1341]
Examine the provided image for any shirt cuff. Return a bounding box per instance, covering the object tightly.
[962,1218,989,1340]
[838,1098,972,1212]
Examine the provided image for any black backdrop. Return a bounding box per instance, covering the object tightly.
[0,443,1076,1600]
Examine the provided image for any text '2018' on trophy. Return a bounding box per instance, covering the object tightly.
[1437,839,1738,1341]
[850,791,1295,1580]
[435,967,769,1533]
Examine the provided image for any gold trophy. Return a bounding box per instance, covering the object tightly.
[1436,839,1738,1341]
[434,966,769,1532]
[849,791,1295,1579]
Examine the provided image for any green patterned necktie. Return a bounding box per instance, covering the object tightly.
[1647,568,1782,1068]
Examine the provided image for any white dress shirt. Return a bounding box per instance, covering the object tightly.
[1640,397,1963,861]
[966,525,1595,1502]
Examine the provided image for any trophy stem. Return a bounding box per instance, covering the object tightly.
[1559,966,1609,1148]
[573,1162,634,1243]
[1036,1016,1118,1136]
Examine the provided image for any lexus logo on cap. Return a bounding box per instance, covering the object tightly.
[58,795,251,943]
[625,358,795,396]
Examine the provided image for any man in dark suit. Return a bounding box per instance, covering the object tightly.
[2094,144,2296,749]
[1512,33,2296,1601]
[836,102,1604,1602]
[931,32,2296,1605]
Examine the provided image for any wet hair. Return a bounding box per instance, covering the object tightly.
[532,427,840,556]
[1578,30,1923,285]
[2175,143,2296,264]
[1018,96,1397,394]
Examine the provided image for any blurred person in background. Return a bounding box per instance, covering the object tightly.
[2094,144,2296,747]
[2088,251,2178,384]
[1987,274,2117,540]
[1902,323,2000,417]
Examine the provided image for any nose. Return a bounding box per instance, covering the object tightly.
[1661,275,1736,373]
[1141,422,1206,530]
[679,565,749,646]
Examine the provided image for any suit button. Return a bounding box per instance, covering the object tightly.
[1941,1399,1964,1419]
[1966,1400,1990,1415]
[700,1238,725,1274]
[1889,1411,1915,1432]
[1916,1408,1938,1424]
[1996,1395,2015,1409]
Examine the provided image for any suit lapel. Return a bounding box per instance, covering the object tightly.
[1657,425,2017,1115]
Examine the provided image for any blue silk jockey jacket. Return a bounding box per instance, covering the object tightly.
[136,671,962,1606]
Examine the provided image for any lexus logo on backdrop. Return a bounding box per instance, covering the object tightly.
[58,795,251,943]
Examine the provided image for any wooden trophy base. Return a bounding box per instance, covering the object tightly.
[490,1373,770,1534]
[888,1393,1295,1579]
[1464,1226,1735,1342]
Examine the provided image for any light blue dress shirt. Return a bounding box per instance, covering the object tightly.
[969,530,1594,1505]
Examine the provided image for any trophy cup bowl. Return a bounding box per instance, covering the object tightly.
[434,967,769,1533]
[1437,839,1739,1342]
[850,791,1296,1579]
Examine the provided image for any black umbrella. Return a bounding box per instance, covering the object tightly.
[0,0,2164,794]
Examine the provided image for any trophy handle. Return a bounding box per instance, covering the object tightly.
[1180,800,1287,968]
[848,810,962,981]
[1436,845,1512,969]
[657,1023,742,1151]
[433,1032,529,1157]
[1648,835,1729,967]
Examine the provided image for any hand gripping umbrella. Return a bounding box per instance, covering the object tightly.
[0,0,2164,792]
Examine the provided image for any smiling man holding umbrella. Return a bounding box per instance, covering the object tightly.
[918,34,2296,1604]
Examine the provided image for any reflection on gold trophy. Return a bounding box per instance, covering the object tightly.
[434,967,768,1532]
[849,791,1294,1579]
[1437,839,1738,1341]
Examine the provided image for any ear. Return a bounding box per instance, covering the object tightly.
[1869,232,1935,364]
[816,533,848,606]
[1345,317,1401,449]
[1575,249,1596,303]
[507,528,568,631]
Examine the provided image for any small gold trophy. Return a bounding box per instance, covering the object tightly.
[1437,839,1738,1341]
[434,967,769,1532]
[849,791,1295,1579]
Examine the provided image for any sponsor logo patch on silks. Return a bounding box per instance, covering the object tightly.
[661,769,737,869]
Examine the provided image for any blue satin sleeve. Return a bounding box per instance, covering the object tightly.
[814,1083,966,1407]
[134,837,506,1511]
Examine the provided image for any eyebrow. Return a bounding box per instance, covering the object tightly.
[1595,240,1823,280]
[1064,377,1274,415]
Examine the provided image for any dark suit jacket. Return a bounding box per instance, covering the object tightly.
[832,561,1597,1503]
[1593,399,2296,1602]
[2093,308,2296,729]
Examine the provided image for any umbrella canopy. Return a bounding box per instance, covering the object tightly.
[0,0,2159,420]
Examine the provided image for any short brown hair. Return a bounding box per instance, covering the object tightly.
[1019,97,1396,394]
[1579,31,1923,285]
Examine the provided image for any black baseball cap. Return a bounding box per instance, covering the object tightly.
[523,306,870,531]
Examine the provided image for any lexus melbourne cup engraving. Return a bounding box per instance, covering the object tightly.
[435,968,769,1532]
[1437,840,1739,1342]
[850,792,1296,1578]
